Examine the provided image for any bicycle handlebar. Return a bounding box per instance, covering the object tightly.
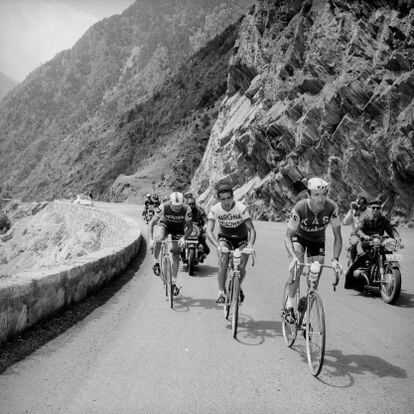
[218,247,256,266]
[293,262,341,291]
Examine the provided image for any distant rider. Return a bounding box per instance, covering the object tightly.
[142,193,154,220]
[284,177,342,323]
[344,199,401,289]
[149,192,193,295]
[206,182,256,304]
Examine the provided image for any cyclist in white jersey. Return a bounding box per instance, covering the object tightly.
[207,182,256,303]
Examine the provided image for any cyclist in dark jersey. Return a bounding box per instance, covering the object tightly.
[207,182,256,304]
[284,177,343,323]
[149,191,193,295]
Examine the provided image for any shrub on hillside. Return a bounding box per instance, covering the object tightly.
[0,210,11,233]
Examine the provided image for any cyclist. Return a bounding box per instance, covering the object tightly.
[206,182,256,304]
[142,193,154,220]
[342,196,371,262]
[149,191,193,295]
[284,177,342,323]
[187,196,210,258]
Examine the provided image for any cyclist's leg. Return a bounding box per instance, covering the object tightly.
[217,238,231,291]
[286,240,305,309]
[170,233,183,283]
[153,224,167,275]
[238,239,249,283]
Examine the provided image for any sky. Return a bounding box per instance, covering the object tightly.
[0,0,135,82]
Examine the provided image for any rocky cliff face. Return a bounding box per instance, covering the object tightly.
[0,0,251,201]
[191,0,414,221]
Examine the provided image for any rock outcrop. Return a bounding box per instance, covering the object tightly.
[191,0,414,221]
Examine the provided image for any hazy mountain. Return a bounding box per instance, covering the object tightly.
[0,73,17,101]
[0,0,252,200]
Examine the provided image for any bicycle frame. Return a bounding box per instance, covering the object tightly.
[159,237,174,309]
[220,247,255,339]
[282,260,340,376]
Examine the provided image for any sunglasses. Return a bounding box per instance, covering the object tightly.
[371,206,381,210]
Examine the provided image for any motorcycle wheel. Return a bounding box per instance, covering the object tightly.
[380,264,401,304]
[188,248,195,276]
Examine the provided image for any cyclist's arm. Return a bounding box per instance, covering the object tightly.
[206,218,218,248]
[331,224,342,260]
[285,226,298,260]
[149,204,163,239]
[330,207,342,260]
[244,218,256,246]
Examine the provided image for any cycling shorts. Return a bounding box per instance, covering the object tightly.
[218,234,248,250]
[156,222,184,240]
[293,235,325,257]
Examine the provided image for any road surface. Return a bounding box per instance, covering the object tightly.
[0,202,413,413]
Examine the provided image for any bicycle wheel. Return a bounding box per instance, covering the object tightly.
[281,281,298,347]
[305,290,326,376]
[232,275,240,339]
[224,276,232,320]
[167,260,174,309]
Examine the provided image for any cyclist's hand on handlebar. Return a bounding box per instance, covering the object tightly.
[289,257,300,273]
[178,237,186,248]
[217,245,229,254]
[149,239,155,249]
[331,258,342,272]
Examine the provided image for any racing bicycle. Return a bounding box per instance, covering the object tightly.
[159,238,174,309]
[281,260,341,376]
[221,247,255,339]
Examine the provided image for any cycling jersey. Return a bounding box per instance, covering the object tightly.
[287,198,340,243]
[156,202,192,235]
[208,201,250,239]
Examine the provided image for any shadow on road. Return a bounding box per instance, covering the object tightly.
[0,238,147,374]
[173,295,222,312]
[230,314,283,346]
[394,290,414,308]
[180,264,217,278]
[317,349,407,387]
[350,287,414,309]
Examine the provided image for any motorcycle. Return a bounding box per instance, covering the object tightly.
[181,225,204,276]
[352,236,403,304]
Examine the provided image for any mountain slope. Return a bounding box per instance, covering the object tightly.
[191,0,414,220]
[0,0,251,200]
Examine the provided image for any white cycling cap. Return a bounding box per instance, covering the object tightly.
[307,177,329,191]
[170,191,184,206]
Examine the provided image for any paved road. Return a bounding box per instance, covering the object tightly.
[0,202,413,413]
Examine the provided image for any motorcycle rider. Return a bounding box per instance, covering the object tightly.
[187,197,210,259]
[344,200,401,289]
[342,196,371,262]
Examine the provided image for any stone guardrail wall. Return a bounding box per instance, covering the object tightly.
[0,202,141,344]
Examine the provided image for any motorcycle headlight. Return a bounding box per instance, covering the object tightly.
[382,238,396,252]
